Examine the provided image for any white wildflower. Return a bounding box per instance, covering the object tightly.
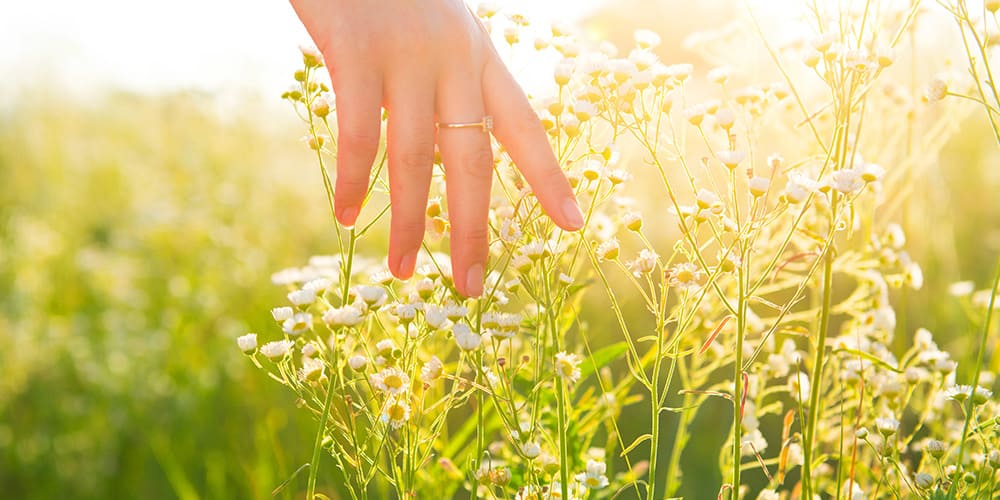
[237,333,257,354]
[596,238,620,261]
[454,323,482,351]
[554,352,582,383]
[260,340,294,360]
[348,354,368,371]
[634,29,661,49]
[381,397,410,429]
[370,367,410,395]
[298,357,324,382]
[271,306,294,322]
[323,305,365,327]
[576,459,609,489]
[287,288,317,307]
[282,312,313,336]
[420,356,443,384]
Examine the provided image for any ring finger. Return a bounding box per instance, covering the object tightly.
[436,64,493,297]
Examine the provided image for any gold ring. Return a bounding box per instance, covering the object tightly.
[436,116,493,133]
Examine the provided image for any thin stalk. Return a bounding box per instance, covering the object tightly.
[557,378,571,499]
[731,259,748,498]
[948,256,1000,499]
[802,244,836,499]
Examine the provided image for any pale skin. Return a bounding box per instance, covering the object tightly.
[289,0,584,297]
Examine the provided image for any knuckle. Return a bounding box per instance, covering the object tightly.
[338,128,381,156]
[541,164,569,184]
[455,224,490,249]
[455,146,494,180]
[396,144,436,171]
[508,108,544,137]
[392,216,428,237]
[336,175,370,198]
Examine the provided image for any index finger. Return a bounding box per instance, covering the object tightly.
[481,56,584,231]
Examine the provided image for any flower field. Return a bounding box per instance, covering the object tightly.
[2,1,1000,499]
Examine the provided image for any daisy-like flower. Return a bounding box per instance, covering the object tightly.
[300,342,318,358]
[522,441,542,459]
[623,212,643,231]
[576,459,609,490]
[271,306,294,322]
[237,333,257,354]
[740,429,768,456]
[628,249,658,277]
[323,305,364,327]
[875,416,900,437]
[370,367,410,395]
[789,372,810,402]
[299,45,324,67]
[454,323,482,351]
[520,241,548,261]
[420,356,443,384]
[443,303,469,321]
[381,397,411,429]
[707,65,732,85]
[391,303,418,323]
[423,305,450,330]
[282,312,313,336]
[633,29,661,49]
[830,169,864,194]
[298,357,324,382]
[476,1,499,18]
[347,354,368,371]
[714,108,736,129]
[668,262,703,290]
[554,352,582,383]
[596,238,620,261]
[287,288,317,308]
[716,150,746,169]
[354,285,388,307]
[260,340,294,360]
[748,176,770,197]
[757,490,780,500]
[695,188,721,210]
[666,63,693,81]
[783,174,815,203]
[302,277,332,295]
[499,218,523,244]
[914,472,934,490]
[925,439,947,458]
[944,385,993,405]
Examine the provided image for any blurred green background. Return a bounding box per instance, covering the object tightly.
[3,2,1000,499]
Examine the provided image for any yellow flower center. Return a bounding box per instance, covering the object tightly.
[384,373,404,390]
[387,403,407,421]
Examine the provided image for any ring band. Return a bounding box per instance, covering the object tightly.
[436,116,493,133]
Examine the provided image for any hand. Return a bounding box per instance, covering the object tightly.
[289,0,584,297]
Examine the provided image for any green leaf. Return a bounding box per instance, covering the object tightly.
[621,433,652,456]
[580,341,628,381]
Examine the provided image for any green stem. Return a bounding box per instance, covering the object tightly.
[732,263,748,498]
[802,244,836,499]
[307,373,338,499]
[557,377,571,499]
[948,256,1000,499]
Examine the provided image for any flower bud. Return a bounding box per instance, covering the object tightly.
[237,333,258,354]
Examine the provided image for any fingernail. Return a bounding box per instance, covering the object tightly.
[339,206,360,227]
[465,263,484,297]
[562,198,584,230]
[398,250,418,278]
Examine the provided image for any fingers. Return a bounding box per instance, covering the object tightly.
[482,55,584,231]
[330,69,383,227]
[385,72,436,279]
[437,68,493,297]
